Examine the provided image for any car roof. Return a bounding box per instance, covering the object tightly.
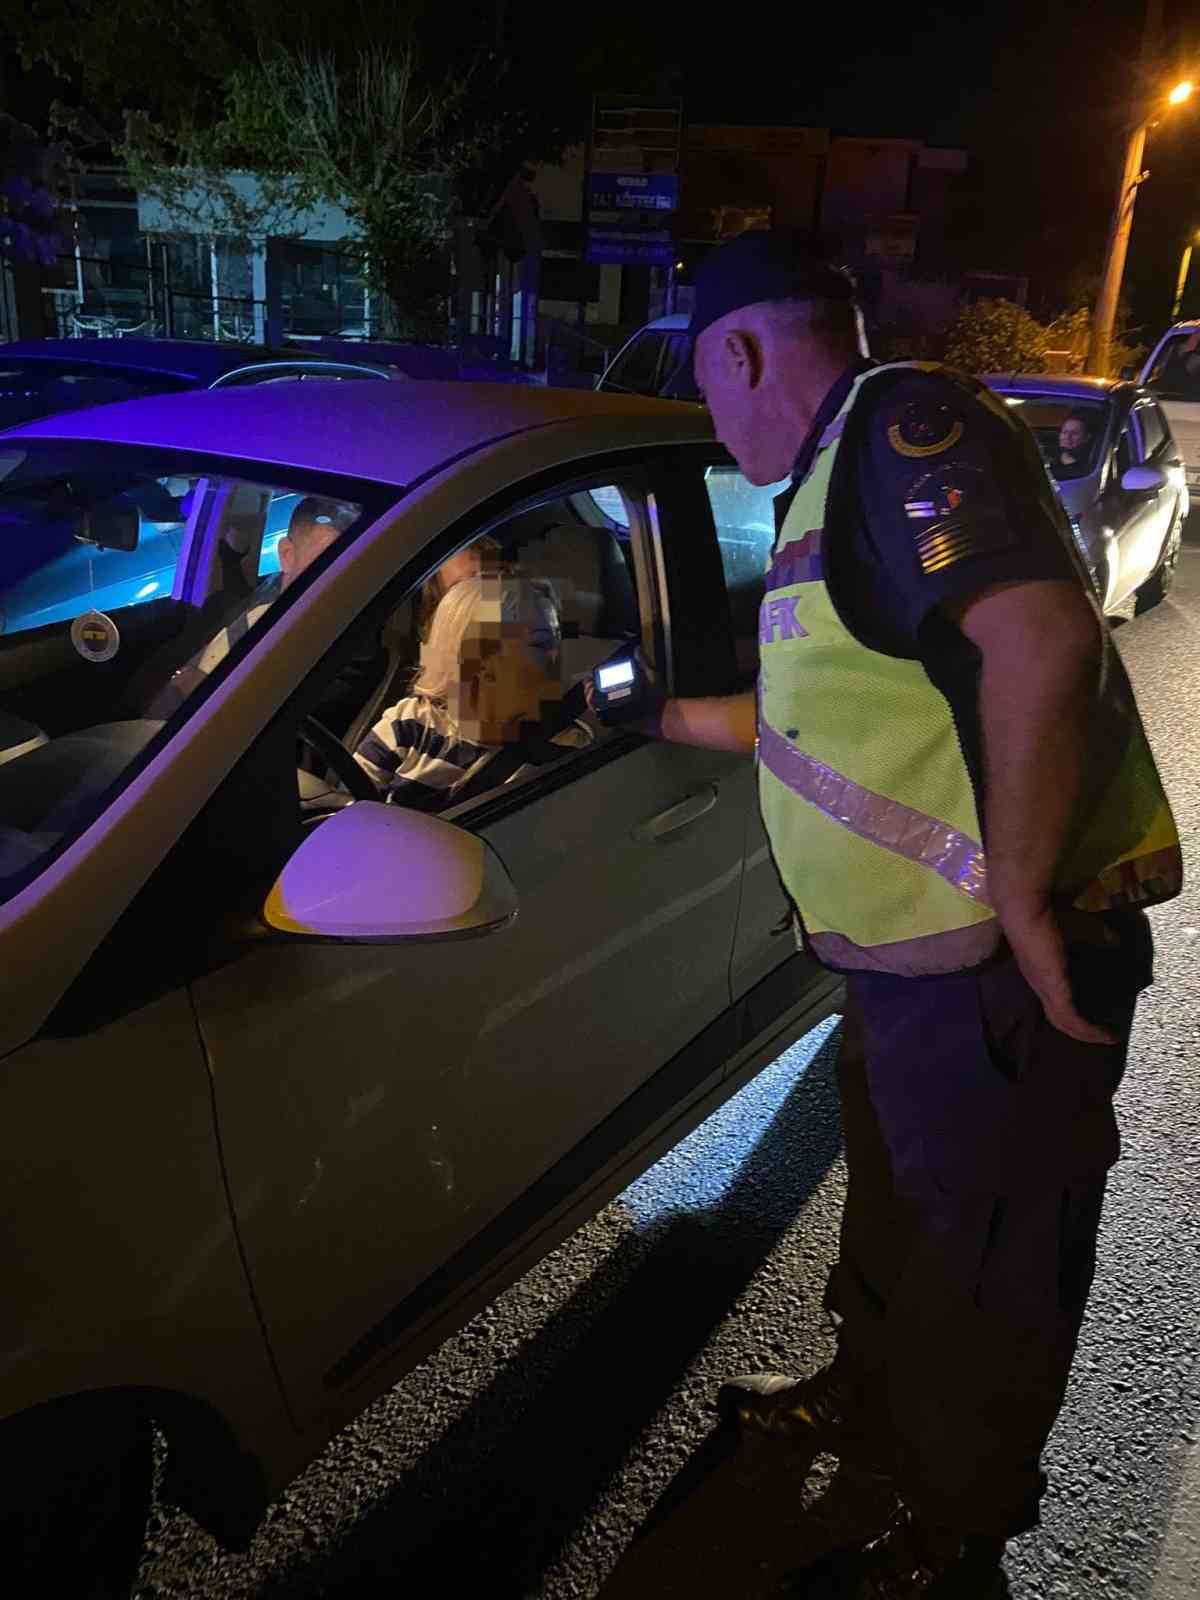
[982,373,1126,397]
[0,338,396,386]
[0,338,312,385]
[6,380,710,487]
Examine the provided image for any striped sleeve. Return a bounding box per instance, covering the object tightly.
[354,695,492,801]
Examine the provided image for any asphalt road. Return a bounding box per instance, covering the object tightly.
[135,544,1200,1600]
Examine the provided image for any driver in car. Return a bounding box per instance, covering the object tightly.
[147,495,353,717]
[354,541,563,807]
[1055,413,1093,475]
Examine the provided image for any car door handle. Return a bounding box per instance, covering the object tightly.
[634,785,718,842]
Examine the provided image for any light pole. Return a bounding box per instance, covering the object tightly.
[1086,78,1194,376]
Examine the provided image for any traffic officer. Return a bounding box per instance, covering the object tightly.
[616,231,1181,1597]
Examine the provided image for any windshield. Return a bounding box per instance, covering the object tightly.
[0,439,373,900]
[1144,332,1200,402]
[0,359,194,429]
[994,393,1111,481]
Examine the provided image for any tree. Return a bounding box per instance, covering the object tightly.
[118,44,478,339]
[13,1,596,340]
[0,115,71,269]
[944,298,1051,374]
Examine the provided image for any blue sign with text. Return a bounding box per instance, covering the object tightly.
[587,173,680,214]
[585,228,675,267]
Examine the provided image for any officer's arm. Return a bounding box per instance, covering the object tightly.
[656,692,757,753]
[948,578,1111,1043]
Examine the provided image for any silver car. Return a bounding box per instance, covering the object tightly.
[1137,320,1200,498]
[984,374,1187,614]
[0,380,837,1593]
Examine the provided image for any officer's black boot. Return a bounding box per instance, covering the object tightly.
[718,1357,888,1473]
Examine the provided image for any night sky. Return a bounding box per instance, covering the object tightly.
[5,0,1199,336]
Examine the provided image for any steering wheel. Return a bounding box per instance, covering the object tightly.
[298,715,378,803]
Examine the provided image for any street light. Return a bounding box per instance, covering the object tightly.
[1086,78,1196,375]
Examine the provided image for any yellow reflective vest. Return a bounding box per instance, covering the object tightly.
[757,364,1182,976]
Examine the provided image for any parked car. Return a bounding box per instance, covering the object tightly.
[596,313,699,400]
[0,339,399,428]
[984,374,1187,613]
[0,379,839,1592]
[0,340,397,631]
[1137,320,1200,501]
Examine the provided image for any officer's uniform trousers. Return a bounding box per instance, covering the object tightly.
[824,919,1151,1538]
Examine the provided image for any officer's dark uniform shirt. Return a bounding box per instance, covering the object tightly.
[776,360,1152,996]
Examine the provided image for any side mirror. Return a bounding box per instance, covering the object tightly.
[263,801,518,942]
[1120,463,1167,494]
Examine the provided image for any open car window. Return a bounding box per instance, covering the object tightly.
[995,393,1110,481]
[0,439,378,905]
[295,479,651,821]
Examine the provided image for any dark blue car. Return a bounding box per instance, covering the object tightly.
[0,340,394,632]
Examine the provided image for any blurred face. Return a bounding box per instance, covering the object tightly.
[277,522,339,590]
[447,580,562,744]
[1059,418,1088,455]
[452,636,562,744]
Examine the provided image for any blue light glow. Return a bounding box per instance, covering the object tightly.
[619,1015,842,1229]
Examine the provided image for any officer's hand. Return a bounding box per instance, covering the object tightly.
[1002,905,1118,1046]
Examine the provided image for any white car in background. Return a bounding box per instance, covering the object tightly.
[596,314,698,400]
[1138,321,1200,502]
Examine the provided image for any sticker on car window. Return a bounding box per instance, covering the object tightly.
[70,609,121,663]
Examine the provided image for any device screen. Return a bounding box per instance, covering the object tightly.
[596,659,636,690]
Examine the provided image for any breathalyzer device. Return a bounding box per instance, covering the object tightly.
[591,655,644,723]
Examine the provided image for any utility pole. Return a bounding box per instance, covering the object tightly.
[1170,235,1196,321]
[1086,0,1167,375]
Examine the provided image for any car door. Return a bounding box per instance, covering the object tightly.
[1127,400,1178,588]
[190,457,749,1417]
[1108,403,1170,604]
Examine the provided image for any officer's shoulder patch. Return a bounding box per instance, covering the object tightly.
[885,394,965,459]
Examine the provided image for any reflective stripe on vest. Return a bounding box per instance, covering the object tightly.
[756,362,1182,977]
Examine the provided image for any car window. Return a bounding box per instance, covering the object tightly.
[659,333,700,401]
[1135,402,1166,459]
[703,466,789,679]
[0,457,199,636]
[307,479,649,817]
[994,393,1109,481]
[1116,421,1137,478]
[1144,332,1200,401]
[0,360,193,428]
[603,332,666,396]
[213,363,386,388]
[0,440,372,903]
